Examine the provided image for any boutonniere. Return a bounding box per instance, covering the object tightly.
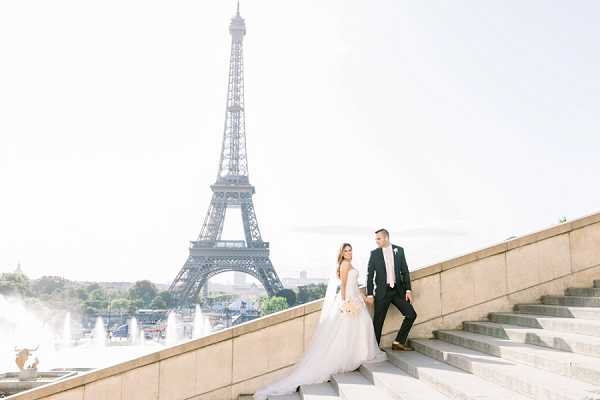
[393,248,398,254]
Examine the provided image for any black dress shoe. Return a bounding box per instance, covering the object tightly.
[391,342,414,351]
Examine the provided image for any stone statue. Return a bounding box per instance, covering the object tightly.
[14,346,39,371]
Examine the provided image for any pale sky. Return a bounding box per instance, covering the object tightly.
[1,1,599,287]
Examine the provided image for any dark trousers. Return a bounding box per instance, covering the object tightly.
[373,284,417,345]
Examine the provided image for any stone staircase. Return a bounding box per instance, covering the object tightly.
[260,280,600,400]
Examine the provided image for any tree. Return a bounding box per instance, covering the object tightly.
[84,288,110,314]
[276,288,297,307]
[149,296,167,309]
[128,298,145,313]
[75,287,89,301]
[296,283,327,305]
[61,287,86,313]
[31,276,66,296]
[0,272,31,297]
[128,280,158,307]
[156,291,173,308]
[87,282,101,292]
[110,298,131,314]
[259,296,288,316]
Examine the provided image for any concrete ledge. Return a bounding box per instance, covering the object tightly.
[434,212,599,275]
[10,211,600,400]
[10,304,323,400]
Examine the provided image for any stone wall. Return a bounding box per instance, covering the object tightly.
[9,301,323,400]
[382,212,600,347]
[10,212,600,400]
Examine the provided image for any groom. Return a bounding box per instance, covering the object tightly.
[365,228,417,351]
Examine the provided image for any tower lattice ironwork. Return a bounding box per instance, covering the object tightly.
[168,4,284,307]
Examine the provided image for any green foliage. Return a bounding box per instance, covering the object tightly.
[127,280,158,306]
[0,270,169,317]
[84,288,110,313]
[149,296,167,309]
[80,283,108,316]
[156,291,174,308]
[0,272,110,316]
[75,287,89,301]
[0,271,31,297]
[259,296,288,316]
[296,283,327,305]
[31,276,66,296]
[129,298,145,312]
[276,288,297,307]
[87,282,101,292]
[110,298,131,313]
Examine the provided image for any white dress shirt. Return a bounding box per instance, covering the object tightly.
[382,244,395,287]
[382,244,411,293]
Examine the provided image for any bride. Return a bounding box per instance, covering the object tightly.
[254,243,386,399]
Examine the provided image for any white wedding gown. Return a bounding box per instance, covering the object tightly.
[254,266,386,400]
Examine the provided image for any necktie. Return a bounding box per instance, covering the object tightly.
[387,247,395,288]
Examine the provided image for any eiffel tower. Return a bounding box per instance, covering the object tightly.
[168,3,284,307]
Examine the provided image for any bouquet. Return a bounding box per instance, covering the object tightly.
[340,297,361,316]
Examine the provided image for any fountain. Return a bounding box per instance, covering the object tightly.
[0,346,77,396]
[14,346,39,380]
[192,305,212,339]
[0,294,166,396]
[0,296,78,396]
[92,317,106,347]
[0,295,55,373]
[139,329,145,346]
[62,312,72,348]
[165,311,179,346]
[128,317,139,345]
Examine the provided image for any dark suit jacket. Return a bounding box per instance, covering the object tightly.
[366,244,411,299]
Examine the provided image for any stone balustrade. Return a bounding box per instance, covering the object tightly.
[9,212,600,400]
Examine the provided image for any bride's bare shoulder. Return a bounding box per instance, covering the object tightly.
[339,260,352,271]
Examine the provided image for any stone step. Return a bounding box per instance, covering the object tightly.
[489,312,600,337]
[543,295,600,307]
[594,280,600,288]
[299,382,338,400]
[359,360,450,400]
[330,371,394,400]
[515,303,600,320]
[566,287,600,297]
[463,320,600,358]
[384,348,531,400]
[266,394,300,400]
[410,338,600,400]
[435,329,600,385]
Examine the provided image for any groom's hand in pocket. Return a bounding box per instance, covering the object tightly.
[405,291,413,304]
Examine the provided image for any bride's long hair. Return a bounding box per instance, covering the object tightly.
[336,243,352,278]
